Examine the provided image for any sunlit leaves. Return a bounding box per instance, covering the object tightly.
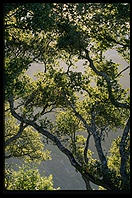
[4,3,130,190]
[5,106,51,163]
[108,137,130,176]
[56,110,80,136]
[5,165,60,190]
[107,136,130,189]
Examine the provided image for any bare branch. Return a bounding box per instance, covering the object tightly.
[41,102,56,115]
[5,102,24,112]
[14,102,25,110]
[115,66,130,78]
[33,106,55,122]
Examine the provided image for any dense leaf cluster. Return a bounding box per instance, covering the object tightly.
[4,3,130,191]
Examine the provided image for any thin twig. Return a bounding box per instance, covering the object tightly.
[115,66,130,78]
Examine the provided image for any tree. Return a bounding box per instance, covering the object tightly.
[5,103,51,163]
[5,164,60,190]
[4,103,59,190]
[4,3,130,190]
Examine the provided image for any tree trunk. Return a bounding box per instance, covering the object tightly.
[82,175,93,190]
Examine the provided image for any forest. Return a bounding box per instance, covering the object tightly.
[4,3,130,191]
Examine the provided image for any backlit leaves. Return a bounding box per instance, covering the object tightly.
[5,165,60,190]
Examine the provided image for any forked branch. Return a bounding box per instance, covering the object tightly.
[81,49,130,109]
[8,96,119,190]
[5,122,27,147]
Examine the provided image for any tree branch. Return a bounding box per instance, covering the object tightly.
[32,103,56,122]
[84,133,91,164]
[90,109,108,170]
[115,66,130,78]
[62,91,92,132]
[5,122,27,147]
[119,117,130,186]
[81,49,130,109]
[82,174,93,190]
[8,96,81,169]
[63,91,108,169]
[8,96,119,190]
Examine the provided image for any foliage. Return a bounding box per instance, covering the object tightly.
[5,103,51,163]
[56,110,80,136]
[4,3,130,191]
[5,165,60,190]
[107,136,130,189]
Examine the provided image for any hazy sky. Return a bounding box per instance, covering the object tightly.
[10,50,130,190]
[26,49,130,91]
[104,49,130,90]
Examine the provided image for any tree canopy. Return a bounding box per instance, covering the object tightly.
[4,3,130,191]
